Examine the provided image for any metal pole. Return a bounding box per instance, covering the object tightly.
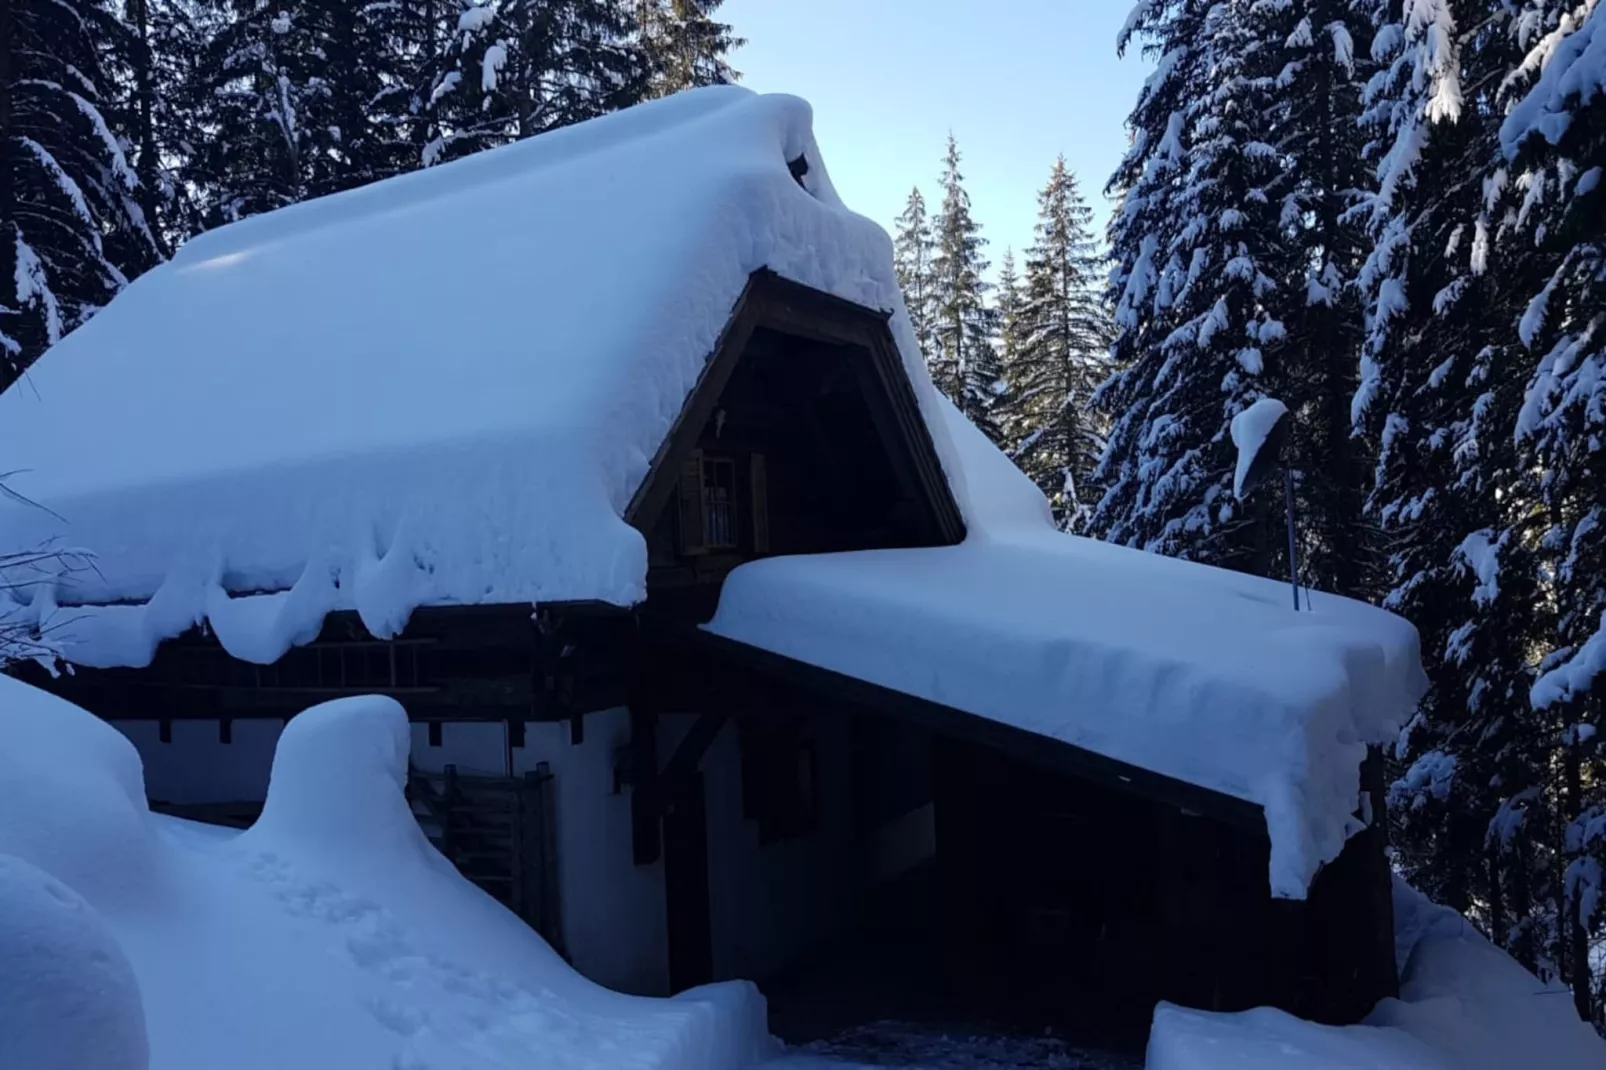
[1284,465,1302,611]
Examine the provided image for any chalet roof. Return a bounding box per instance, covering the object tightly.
[0,87,963,664]
[707,396,1428,899]
[0,86,1428,896]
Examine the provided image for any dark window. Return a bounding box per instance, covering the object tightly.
[677,452,741,555]
[702,457,738,549]
[741,725,820,845]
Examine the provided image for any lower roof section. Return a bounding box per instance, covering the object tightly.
[703,528,1425,901]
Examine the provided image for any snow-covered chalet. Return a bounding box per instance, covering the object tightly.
[0,87,1427,1047]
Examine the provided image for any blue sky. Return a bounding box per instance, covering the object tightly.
[720,0,1152,267]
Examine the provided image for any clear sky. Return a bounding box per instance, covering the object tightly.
[719,0,1151,268]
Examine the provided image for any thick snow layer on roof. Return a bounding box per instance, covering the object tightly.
[0,678,773,1070]
[0,86,962,666]
[1147,880,1606,1069]
[708,398,1427,898]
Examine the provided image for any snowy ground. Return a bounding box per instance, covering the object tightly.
[0,679,772,1070]
[763,1021,1139,1069]
[1146,880,1606,1069]
[2,673,1602,1070]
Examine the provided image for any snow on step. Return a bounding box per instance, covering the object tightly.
[708,397,1427,899]
[0,677,773,1070]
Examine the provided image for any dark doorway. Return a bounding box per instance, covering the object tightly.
[663,772,713,992]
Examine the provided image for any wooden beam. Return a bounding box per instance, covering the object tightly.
[629,707,660,865]
[649,622,1267,835]
[624,269,967,550]
[626,274,766,534]
[629,711,728,866]
[628,696,728,866]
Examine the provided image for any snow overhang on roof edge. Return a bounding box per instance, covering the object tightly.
[0,86,971,671]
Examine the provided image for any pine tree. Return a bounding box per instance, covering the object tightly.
[930,134,1001,441]
[996,249,1025,376]
[1356,0,1606,1023]
[1354,0,1538,931]
[637,0,740,98]
[892,186,938,366]
[397,0,458,168]
[1095,0,1291,569]
[1257,0,1379,598]
[117,0,210,250]
[1497,0,1606,1021]
[423,0,646,166]
[188,0,426,223]
[1005,158,1111,531]
[0,0,160,381]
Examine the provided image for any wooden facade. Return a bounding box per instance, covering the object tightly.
[20,270,1397,1042]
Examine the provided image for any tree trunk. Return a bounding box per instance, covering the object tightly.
[0,0,18,371]
[1564,742,1593,1021]
[415,0,439,160]
[1511,843,1536,971]
[1487,841,1505,952]
[126,0,166,256]
[1310,37,1363,600]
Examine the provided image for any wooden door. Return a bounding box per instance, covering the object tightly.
[663,772,714,992]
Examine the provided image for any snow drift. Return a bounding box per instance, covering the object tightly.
[0,677,772,1070]
[0,854,149,1070]
[1147,879,1606,1069]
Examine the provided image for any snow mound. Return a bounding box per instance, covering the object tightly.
[1366,881,1606,1069]
[0,673,158,905]
[250,695,420,860]
[1148,1004,1447,1069]
[1146,880,1606,1070]
[0,853,149,1070]
[0,85,960,673]
[709,396,1427,898]
[0,681,773,1070]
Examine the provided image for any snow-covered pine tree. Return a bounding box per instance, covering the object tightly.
[1355,2,1606,1018]
[930,134,1002,442]
[637,0,741,98]
[396,0,459,168]
[1255,0,1379,598]
[115,0,213,250]
[996,248,1025,379]
[1006,158,1111,531]
[992,250,1023,452]
[892,186,938,366]
[1095,0,1292,570]
[0,0,159,382]
[1354,0,1529,917]
[347,0,462,182]
[1496,0,1606,1022]
[423,0,646,166]
[189,0,400,223]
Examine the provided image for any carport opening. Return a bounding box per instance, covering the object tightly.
[731,710,1279,1058]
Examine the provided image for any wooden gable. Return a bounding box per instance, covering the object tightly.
[626,270,965,618]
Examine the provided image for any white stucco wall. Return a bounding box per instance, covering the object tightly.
[519,709,670,997]
[685,712,858,985]
[115,719,282,805]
